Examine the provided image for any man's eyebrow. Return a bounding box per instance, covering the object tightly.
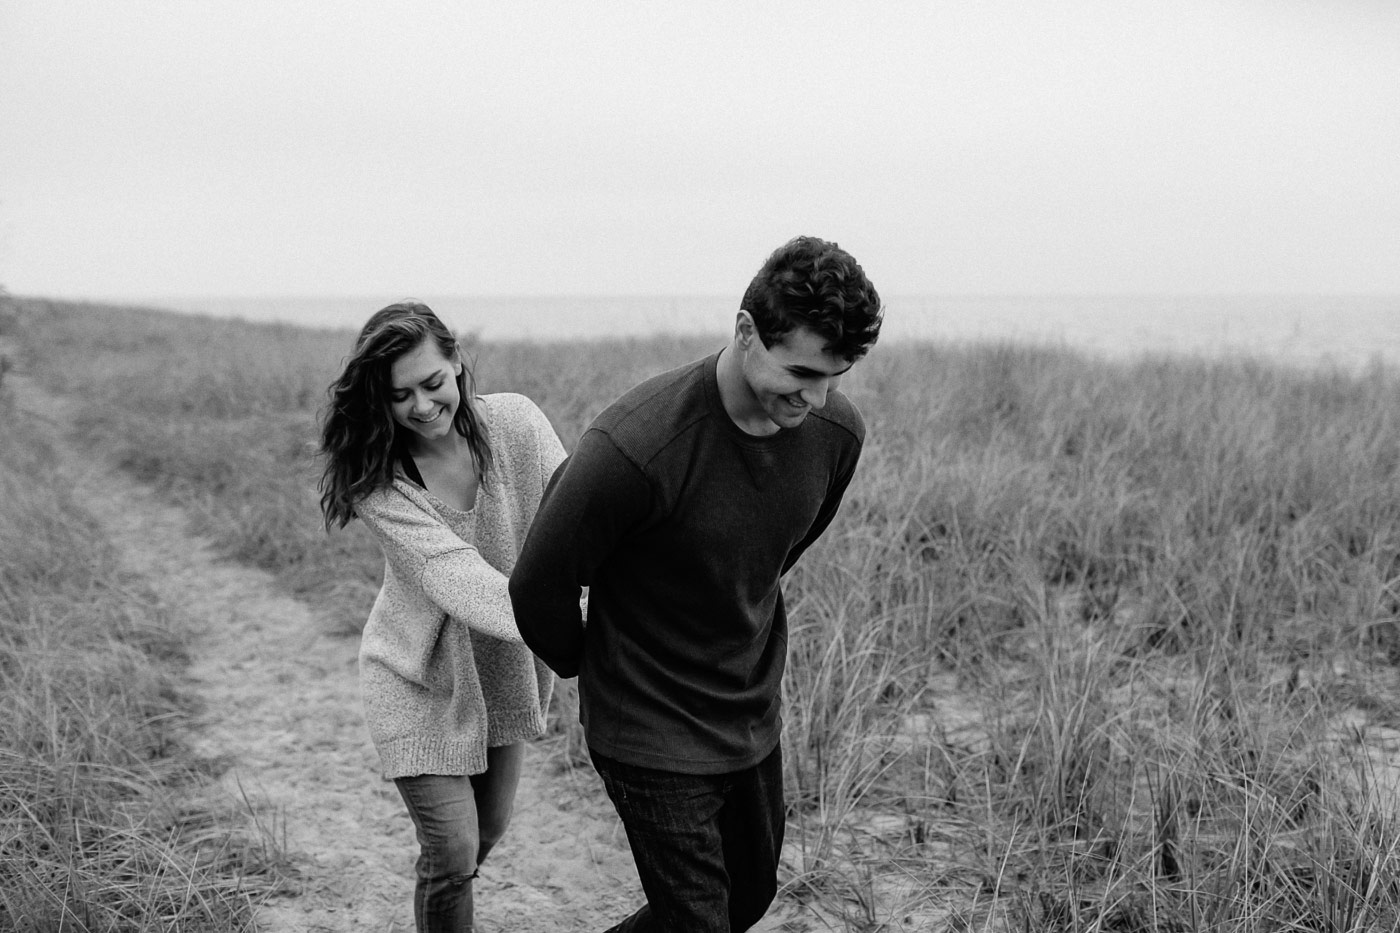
[787,362,854,377]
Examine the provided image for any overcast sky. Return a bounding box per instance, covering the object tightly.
[2,0,1397,301]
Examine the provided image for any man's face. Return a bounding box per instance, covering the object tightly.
[739,323,855,431]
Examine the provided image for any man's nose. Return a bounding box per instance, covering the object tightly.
[802,380,830,409]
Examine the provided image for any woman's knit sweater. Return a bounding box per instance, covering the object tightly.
[356,392,564,779]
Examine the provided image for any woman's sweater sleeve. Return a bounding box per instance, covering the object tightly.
[530,401,568,489]
[358,485,523,643]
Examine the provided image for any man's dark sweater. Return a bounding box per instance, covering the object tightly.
[509,351,864,774]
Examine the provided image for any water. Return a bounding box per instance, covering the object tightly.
[155,295,735,342]
[889,295,1400,371]
[147,293,1400,371]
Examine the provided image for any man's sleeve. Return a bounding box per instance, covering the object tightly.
[509,428,651,678]
[780,450,861,575]
[781,405,867,575]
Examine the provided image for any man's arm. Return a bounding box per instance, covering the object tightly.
[780,452,861,575]
[509,428,651,678]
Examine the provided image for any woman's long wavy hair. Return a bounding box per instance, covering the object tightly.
[318,301,492,530]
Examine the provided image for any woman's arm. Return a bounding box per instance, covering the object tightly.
[359,485,523,643]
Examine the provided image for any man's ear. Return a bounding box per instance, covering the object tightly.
[735,310,756,348]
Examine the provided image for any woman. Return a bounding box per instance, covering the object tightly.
[319,301,563,932]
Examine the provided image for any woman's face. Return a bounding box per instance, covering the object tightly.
[388,340,463,445]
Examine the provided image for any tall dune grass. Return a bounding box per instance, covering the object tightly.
[15,297,1400,929]
[0,372,284,929]
[781,344,1400,928]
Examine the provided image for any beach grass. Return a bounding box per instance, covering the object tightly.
[0,316,287,930]
[11,296,1400,930]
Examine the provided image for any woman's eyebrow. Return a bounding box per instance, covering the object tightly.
[391,369,449,392]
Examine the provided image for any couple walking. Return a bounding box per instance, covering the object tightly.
[317,235,884,932]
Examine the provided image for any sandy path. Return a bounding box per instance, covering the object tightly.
[14,375,815,932]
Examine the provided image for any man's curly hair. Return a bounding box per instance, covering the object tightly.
[740,236,883,361]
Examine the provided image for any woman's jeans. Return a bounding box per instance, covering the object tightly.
[592,744,785,933]
[393,742,525,933]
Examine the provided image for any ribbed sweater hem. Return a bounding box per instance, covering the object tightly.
[376,709,548,779]
[487,708,549,747]
[377,735,488,780]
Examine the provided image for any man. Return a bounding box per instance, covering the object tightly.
[508,235,882,932]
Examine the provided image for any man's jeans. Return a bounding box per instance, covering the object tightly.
[592,745,785,933]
